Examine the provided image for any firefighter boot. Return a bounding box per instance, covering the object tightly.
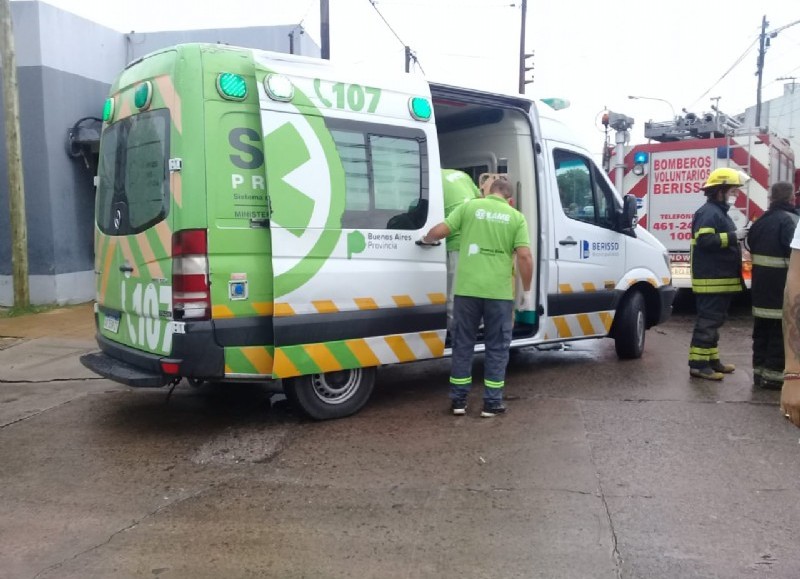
[690,367,724,381]
[710,360,735,374]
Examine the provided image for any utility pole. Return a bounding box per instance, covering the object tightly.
[320,0,330,60]
[404,46,411,73]
[288,30,295,55]
[755,14,768,128]
[517,0,528,94]
[1,0,30,308]
[754,16,800,127]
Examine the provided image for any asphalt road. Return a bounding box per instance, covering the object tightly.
[1,294,799,578]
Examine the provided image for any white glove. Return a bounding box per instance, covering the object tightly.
[734,228,748,241]
[517,290,533,311]
[416,235,435,246]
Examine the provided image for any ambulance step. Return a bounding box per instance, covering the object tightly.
[80,352,169,388]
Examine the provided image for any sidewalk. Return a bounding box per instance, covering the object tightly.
[0,302,96,342]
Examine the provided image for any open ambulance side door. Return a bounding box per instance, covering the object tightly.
[254,58,447,418]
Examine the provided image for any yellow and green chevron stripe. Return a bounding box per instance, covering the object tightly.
[270,330,446,378]
[543,311,614,340]
[224,346,275,377]
[274,292,447,317]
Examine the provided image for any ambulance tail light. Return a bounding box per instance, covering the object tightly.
[160,361,181,375]
[172,229,210,321]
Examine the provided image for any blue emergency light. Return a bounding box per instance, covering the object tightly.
[633,151,649,164]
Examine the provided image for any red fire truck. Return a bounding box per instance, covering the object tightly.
[608,113,796,288]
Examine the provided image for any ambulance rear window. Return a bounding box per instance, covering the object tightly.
[96,109,170,235]
[329,123,428,230]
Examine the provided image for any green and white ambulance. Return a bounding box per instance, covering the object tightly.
[80,43,675,419]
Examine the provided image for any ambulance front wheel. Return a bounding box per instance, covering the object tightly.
[283,367,377,420]
[613,290,646,359]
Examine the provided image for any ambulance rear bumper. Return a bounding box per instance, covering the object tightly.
[81,317,226,387]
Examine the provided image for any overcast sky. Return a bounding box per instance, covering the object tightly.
[18,0,800,152]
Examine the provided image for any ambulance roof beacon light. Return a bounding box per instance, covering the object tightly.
[102,97,115,123]
[264,74,294,102]
[217,73,248,101]
[540,97,570,111]
[134,81,153,110]
[409,97,432,121]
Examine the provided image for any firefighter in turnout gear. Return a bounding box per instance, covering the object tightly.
[745,181,799,389]
[689,168,748,380]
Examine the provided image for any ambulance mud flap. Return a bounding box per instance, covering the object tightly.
[612,291,646,360]
[656,284,677,325]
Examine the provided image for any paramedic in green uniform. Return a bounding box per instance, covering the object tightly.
[419,177,533,417]
[442,169,481,325]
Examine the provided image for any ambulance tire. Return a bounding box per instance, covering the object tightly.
[283,367,376,420]
[614,290,646,359]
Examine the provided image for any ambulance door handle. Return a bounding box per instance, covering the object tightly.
[559,238,577,246]
[119,265,134,273]
[249,218,269,228]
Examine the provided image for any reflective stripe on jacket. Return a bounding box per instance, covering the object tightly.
[746,201,799,315]
[690,199,743,294]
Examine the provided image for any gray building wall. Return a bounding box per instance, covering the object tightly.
[742,83,800,157]
[0,1,318,306]
[128,25,319,62]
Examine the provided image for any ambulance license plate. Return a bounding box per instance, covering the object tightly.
[103,312,120,334]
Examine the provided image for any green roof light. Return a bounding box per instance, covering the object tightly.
[134,81,153,110]
[409,97,432,121]
[102,98,115,122]
[217,73,247,101]
[540,97,570,111]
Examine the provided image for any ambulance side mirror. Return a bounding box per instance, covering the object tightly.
[618,195,638,235]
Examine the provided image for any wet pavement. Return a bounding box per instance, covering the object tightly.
[1,295,799,578]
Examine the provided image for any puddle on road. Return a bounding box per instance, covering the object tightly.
[191,424,290,466]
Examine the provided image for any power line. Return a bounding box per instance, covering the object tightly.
[367,0,426,73]
[412,53,426,75]
[367,0,407,48]
[292,0,316,32]
[688,36,759,109]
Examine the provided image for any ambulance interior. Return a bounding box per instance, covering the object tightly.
[432,96,540,340]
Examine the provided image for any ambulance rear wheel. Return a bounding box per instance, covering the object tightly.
[614,290,646,359]
[283,367,376,420]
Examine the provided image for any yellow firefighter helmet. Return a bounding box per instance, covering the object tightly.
[701,167,749,190]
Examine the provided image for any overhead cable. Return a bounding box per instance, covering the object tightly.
[688,36,759,109]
